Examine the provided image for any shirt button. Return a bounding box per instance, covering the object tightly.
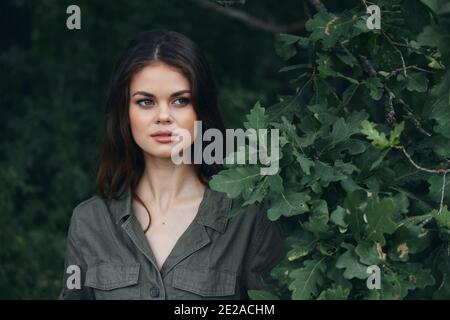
[149,286,160,298]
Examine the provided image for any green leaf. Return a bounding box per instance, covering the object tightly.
[247,290,280,300]
[396,213,432,229]
[242,176,269,206]
[329,117,351,145]
[364,77,384,100]
[287,231,318,261]
[314,160,357,187]
[274,34,304,60]
[295,152,315,175]
[431,205,450,229]
[381,267,407,299]
[316,53,336,76]
[330,205,348,228]
[369,148,390,171]
[268,174,284,193]
[267,191,310,220]
[390,225,433,261]
[365,197,397,245]
[336,52,358,67]
[224,144,259,168]
[244,101,268,131]
[361,120,391,149]
[303,199,330,235]
[289,258,327,299]
[343,189,368,239]
[306,12,339,48]
[406,72,428,92]
[278,64,312,73]
[209,166,260,198]
[355,240,383,265]
[317,286,351,300]
[389,121,405,145]
[316,53,359,84]
[396,262,435,293]
[433,254,450,299]
[306,11,363,49]
[340,83,359,107]
[428,82,450,138]
[420,0,448,15]
[336,246,369,279]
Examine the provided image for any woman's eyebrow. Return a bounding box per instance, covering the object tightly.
[132,90,191,98]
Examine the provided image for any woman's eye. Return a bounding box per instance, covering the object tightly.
[173,97,190,106]
[136,99,154,107]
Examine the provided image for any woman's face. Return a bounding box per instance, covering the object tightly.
[129,61,197,160]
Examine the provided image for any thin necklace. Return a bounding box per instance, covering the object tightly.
[132,191,162,234]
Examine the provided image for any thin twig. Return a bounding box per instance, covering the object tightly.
[357,53,433,135]
[190,0,306,34]
[361,55,397,125]
[410,66,435,74]
[381,88,398,128]
[439,172,447,214]
[394,145,449,215]
[382,31,407,77]
[383,88,397,126]
[394,97,432,136]
[361,0,369,9]
[386,65,435,79]
[356,53,398,125]
[382,33,423,52]
[393,146,448,174]
[356,54,377,77]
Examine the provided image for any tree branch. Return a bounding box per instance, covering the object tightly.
[386,65,435,79]
[394,145,449,214]
[190,0,306,34]
[382,31,407,77]
[308,0,328,13]
[356,53,398,125]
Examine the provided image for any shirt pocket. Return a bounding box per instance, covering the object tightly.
[171,265,237,299]
[84,262,141,300]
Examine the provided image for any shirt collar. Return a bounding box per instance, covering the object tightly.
[107,185,233,234]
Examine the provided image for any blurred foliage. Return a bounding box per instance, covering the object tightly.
[0,0,309,299]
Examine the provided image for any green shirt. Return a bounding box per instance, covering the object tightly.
[58,185,286,300]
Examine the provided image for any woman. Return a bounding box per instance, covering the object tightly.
[58,30,286,300]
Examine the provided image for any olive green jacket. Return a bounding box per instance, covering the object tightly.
[58,186,286,300]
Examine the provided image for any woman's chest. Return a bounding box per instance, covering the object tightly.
[139,205,199,270]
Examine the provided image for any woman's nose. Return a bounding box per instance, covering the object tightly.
[156,103,172,123]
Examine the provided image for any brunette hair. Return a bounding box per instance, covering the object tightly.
[96,30,226,200]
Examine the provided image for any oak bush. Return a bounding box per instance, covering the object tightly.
[211,0,450,299]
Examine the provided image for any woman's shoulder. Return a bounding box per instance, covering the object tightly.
[70,194,111,226]
[74,194,103,210]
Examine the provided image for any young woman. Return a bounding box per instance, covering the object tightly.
[59,30,286,300]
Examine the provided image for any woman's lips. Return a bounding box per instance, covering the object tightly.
[152,134,173,143]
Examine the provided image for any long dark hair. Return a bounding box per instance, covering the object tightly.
[96,30,226,200]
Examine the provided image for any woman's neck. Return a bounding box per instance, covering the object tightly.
[134,156,206,214]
